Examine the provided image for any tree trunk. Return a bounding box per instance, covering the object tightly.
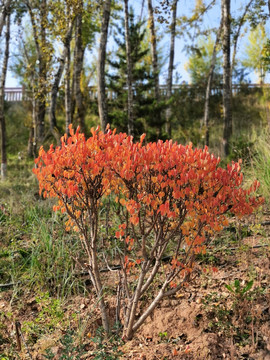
[222,0,232,157]
[37,0,47,141]
[0,10,10,180]
[49,20,74,142]
[139,0,145,22]
[165,0,178,138]
[26,0,47,142]
[97,0,111,131]
[65,33,72,135]
[0,0,11,38]
[74,9,86,132]
[203,22,222,147]
[27,79,37,158]
[147,0,161,137]
[124,0,134,136]
[147,0,159,101]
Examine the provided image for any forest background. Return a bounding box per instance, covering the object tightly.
[1,0,270,177]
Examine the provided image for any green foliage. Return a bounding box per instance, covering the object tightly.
[90,327,123,360]
[158,331,168,342]
[225,280,254,299]
[241,24,269,83]
[26,209,85,298]
[107,8,165,140]
[203,292,232,334]
[0,154,86,298]
[185,35,222,85]
[22,292,65,344]
[44,331,85,360]
[247,131,270,201]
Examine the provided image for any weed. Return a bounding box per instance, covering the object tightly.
[90,327,123,360]
[44,331,85,360]
[22,292,66,344]
[158,331,169,343]
[225,279,254,300]
[247,130,270,201]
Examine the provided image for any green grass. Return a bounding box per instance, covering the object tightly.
[0,155,87,299]
[244,130,270,202]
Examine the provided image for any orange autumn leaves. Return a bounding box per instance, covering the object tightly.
[33,125,263,269]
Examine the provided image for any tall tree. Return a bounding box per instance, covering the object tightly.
[73,1,86,132]
[0,0,11,37]
[203,24,222,146]
[124,0,134,136]
[25,0,50,142]
[165,0,178,138]
[222,0,232,157]
[49,17,75,142]
[65,4,72,135]
[0,6,10,180]
[107,11,158,139]
[147,0,160,104]
[97,0,111,131]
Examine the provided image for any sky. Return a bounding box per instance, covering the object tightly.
[5,0,270,87]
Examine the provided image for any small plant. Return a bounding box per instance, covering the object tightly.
[44,331,85,360]
[225,279,254,300]
[22,292,65,344]
[158,331,169,343]
[90,327,123,360]
[203,292,233,334]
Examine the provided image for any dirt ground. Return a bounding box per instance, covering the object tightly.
[1,215,270,360]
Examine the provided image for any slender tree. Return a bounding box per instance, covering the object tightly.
[25,0,50,142]
[73,2,86,132]
[222,0,232,157]
[203,22,222,146]
[165,0,178,138]
[49,19,75,142]
[97,0,111,131]
[124,0,134,135]
[0,0,11,38]
[107,11,157,138]
[0,7,10,180]
[65,5,72,135]
[147,0,160,103]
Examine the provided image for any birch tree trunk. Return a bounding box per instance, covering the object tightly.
[165,0,178,138]
[124,0,134,136]
[147,0,161,137]
[0,0,11,38]
[203,22,222,147]
[27,77,37,158]
[147,0,159,101]
[0,10,10,180]
[97,0,111,131]
[74,9,86,132]
[222,0,232,157]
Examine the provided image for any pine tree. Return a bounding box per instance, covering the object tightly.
[107,9,165,140]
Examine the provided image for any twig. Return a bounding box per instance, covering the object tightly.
[15,321,21,351]
[0,282,17,288]
[115,271,122,328]
[15,321,33,359]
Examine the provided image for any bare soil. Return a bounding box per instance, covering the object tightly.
[1,214,270,360]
